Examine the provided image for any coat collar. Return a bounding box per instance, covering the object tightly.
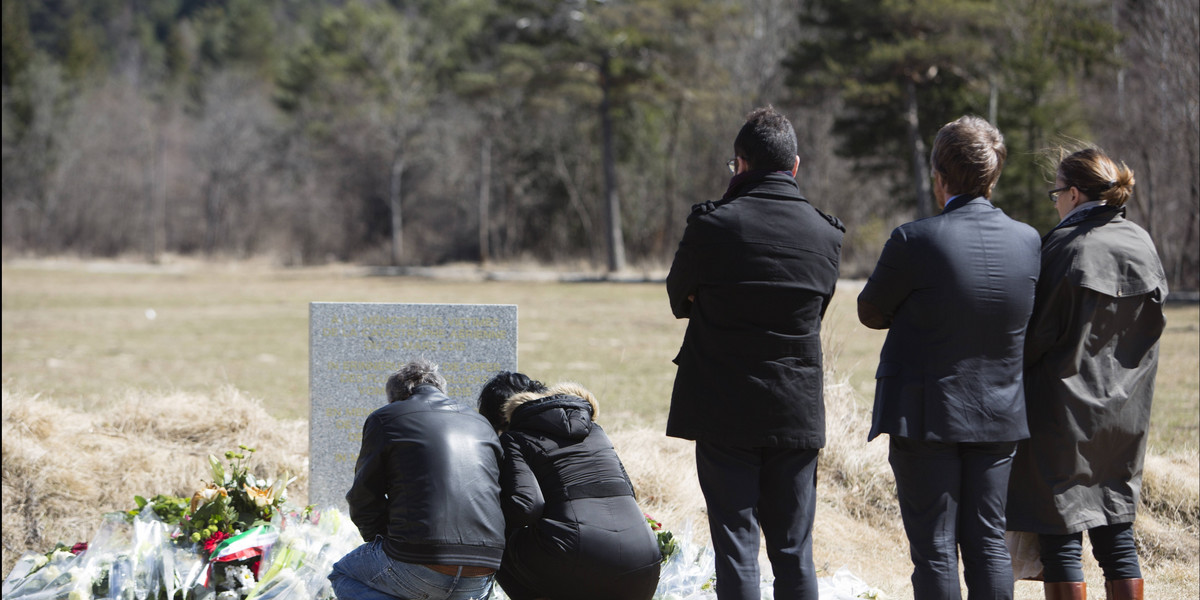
[939,195,993,214]
[722,170,801,201]
[1044,204,1162,297]
[501,382,600,427]
[1049,203,1123,236]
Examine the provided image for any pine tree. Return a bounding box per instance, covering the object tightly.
[988,0,1118,231]
[788,0,1002,218]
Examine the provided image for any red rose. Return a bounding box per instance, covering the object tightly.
[70,542,88,555]
[204,531,231,555]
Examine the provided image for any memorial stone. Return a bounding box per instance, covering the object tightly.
[309,302,518,511]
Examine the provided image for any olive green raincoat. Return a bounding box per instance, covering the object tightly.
[1007,205,1167,534]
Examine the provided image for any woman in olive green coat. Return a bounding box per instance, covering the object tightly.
[1007,148,1167,600]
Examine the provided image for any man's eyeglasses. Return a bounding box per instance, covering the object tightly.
[1047,186,1071,203]
[727,158,738,174]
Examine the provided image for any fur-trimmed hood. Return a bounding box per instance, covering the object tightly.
[501,382,600,440]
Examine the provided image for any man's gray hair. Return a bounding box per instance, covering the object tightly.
[386,359,447,402]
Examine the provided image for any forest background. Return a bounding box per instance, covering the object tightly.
[2,0,1198,287]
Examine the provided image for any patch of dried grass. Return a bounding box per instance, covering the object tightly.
[2,386,308,577]
[811,377,911,584]
[1136,451,1200,571]
[816,379,900,530]
[3,381,1196,599]
[610,428,709,546]
[1141,452,1200,530]
[609,376,1199,598]
[610,376,914,588]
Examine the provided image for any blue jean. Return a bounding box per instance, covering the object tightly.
[329,538,494,600]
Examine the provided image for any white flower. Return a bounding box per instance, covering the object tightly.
[244,482,277,508]
[190,483,228,513]
[225,564,257,593]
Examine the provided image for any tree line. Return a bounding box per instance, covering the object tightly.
[2,0,1196,288]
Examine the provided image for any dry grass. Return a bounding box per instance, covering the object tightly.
[2,259,1197,598]
[1,386,309,578]
[610,372,1199,599]
[3,380,1197,599]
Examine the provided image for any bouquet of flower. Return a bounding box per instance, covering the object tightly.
[245,508,362,599]
[650,519,719,600]
[1,445,316,600]
[132,446,294,558]
[645,514,681,562]
[2,507,205,600]
[3,445,887,600]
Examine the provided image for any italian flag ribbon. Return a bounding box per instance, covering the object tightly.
[202,525,279,586]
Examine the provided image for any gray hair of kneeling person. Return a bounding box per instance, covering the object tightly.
[386,359,448,403]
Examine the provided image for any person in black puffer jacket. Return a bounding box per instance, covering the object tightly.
[478,372,662,600]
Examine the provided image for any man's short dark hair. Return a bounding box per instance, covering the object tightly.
[386,359,447,403]
[930,115,1006,199]
[733,106,798,172]
[477,371,547,430]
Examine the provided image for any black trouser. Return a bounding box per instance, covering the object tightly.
[695,441,819,600]
[1038,523,1141,582]
[888,436,1017,600]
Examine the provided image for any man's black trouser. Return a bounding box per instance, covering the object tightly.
[696,441,819,600]
[888,436,1017,600]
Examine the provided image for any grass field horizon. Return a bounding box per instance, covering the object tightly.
[3,258,1198,599]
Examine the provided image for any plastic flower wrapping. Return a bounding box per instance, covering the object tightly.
[3,450,883,600]
[1,447,362,600]
[642,518,886,600]
[2,506,362,600]
[650,520,720,600]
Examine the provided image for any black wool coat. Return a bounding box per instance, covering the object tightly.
[666,171,844,448]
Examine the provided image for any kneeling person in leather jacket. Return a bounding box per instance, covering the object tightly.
[330,359,506,600]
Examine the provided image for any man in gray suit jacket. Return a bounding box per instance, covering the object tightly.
[858,115,1040,600]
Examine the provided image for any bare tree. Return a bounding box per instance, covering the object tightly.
[347,14,431,265]
[1,57,79,253]
[192,71,275,256]
[1093,0,1200,290]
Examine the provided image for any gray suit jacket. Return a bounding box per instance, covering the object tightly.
[858,196,1041,443]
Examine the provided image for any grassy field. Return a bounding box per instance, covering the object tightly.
[2,258,1198,599]
[3,258,1196,450]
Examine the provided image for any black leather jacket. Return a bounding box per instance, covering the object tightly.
[346,384,506,568]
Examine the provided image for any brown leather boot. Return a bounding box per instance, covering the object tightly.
[1044,581,1086,600]
[1105,578,1144,600]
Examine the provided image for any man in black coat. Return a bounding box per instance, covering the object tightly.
[857,115,1040,599]
[666,106,844,600]
[329,359,506,600]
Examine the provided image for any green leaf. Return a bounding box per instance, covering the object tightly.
[209,454,226,484]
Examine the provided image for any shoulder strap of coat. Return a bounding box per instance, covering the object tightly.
[556,480,635,501]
